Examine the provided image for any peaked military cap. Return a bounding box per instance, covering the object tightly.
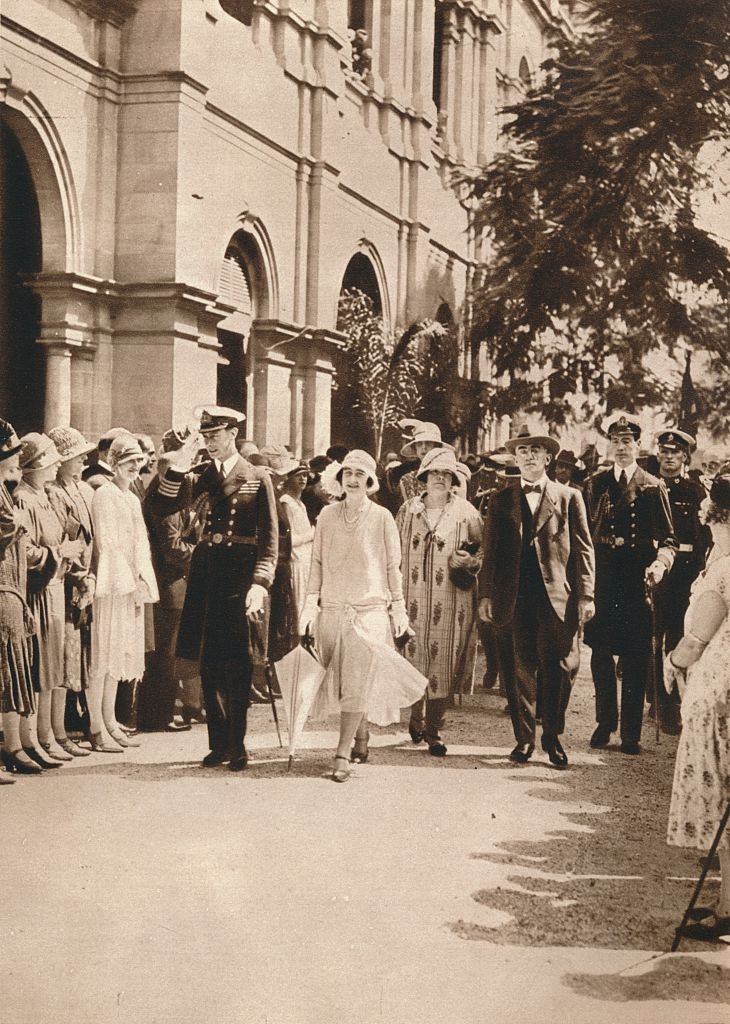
[655,428,695,452]
[195,406,245,433]
[602,411,641,440]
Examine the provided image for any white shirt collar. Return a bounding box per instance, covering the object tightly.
[521,473,548,490]
[216,452,239,478]
[614,462,638,483]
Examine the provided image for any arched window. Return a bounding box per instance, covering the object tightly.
[339,252,383,315]
[216,232,266,415]
[0,117,44,434]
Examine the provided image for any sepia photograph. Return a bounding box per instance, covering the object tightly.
[1,0,729,1021]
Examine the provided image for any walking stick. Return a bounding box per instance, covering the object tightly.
[645,577,660,745]
[263,661,283,748]
[671,801,730,952]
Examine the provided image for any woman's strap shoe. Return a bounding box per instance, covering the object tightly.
[23,746,63,769]
[40,741,73,761]
[332,755,351,782]
[1,749,42,774]
[88,732,124,753]
[350,732,370,763]
[58,738,91,757]
[108,729,141,748]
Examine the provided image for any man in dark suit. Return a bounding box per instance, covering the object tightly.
[583,413,676,755]
[150,407,278,770]
[478,428,595,767]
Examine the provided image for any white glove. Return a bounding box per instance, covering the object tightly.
[645,560,667,586]
[390,601,410,639]
[664,651,687,698]
[298,593,320,636]
[245,583,267,620]
[164,430,203,472]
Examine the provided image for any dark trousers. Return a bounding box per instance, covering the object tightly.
[591,647,648,743]
[409,695,448,740]
[138,604,182,730]
[650,561,697,733]
[504,583,575,745]
[201,657,252,758]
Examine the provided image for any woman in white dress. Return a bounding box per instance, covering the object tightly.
[279,459,315,619]
[89,435,158,751]
[299,450,427,781]
[666,474,730,941]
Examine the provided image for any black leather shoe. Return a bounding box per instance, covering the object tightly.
[181,705,206,725]
[408,722,424,744]
[589,725,612,749]
[229,753,249,772]
[201,751,227,767]
[620,740,641,755]
[427,741,448,758]
[482,671,498,690]
[509,742,534,763]
[541,735,568,768]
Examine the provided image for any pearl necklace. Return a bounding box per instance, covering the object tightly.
[341,499,369,529]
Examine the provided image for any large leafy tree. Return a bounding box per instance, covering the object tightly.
[467,0,730,432]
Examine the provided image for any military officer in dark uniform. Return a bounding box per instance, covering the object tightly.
[151,407,278,770]
[651,428,708,733]
[583,413,676,754]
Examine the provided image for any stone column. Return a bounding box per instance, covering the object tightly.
[40,341,74,429]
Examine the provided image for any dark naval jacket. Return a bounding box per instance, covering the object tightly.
[150,456,278,663]
[583,465,676,654]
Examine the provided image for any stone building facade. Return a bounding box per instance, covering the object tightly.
[1,0,572,453]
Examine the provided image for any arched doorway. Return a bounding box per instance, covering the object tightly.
[332,251,385,450]
[0,117,45,435]
[215,231,268,423]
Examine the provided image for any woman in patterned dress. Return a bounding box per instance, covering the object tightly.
[47,426,97,756]
[666,474,730,941]
[396,447,483,756]
[12,434,84,769]
[0,420,39,780]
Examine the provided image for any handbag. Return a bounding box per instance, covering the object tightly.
[448,541,480,591]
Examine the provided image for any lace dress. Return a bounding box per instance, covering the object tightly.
[667,550,730,851]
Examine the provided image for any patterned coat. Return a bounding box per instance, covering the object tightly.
[0,482,36,713]
[150,456,278,664]
[396,494,483,699]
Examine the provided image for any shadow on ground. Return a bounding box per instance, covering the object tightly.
[565,956,730,1005]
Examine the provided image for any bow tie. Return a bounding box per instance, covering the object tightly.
[523,484,541,495]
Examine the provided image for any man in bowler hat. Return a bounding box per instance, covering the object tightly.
[150,407,278,770]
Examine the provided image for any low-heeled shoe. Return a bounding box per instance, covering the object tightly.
[509,742,534,764]
[23,746,63,769]
[620,740,641,755]
[229,753,249,772]
[1,749,43,774]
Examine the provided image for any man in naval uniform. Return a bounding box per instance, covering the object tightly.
[151,407,278,770]
[651,428,708,733]
[583,413,676,754]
